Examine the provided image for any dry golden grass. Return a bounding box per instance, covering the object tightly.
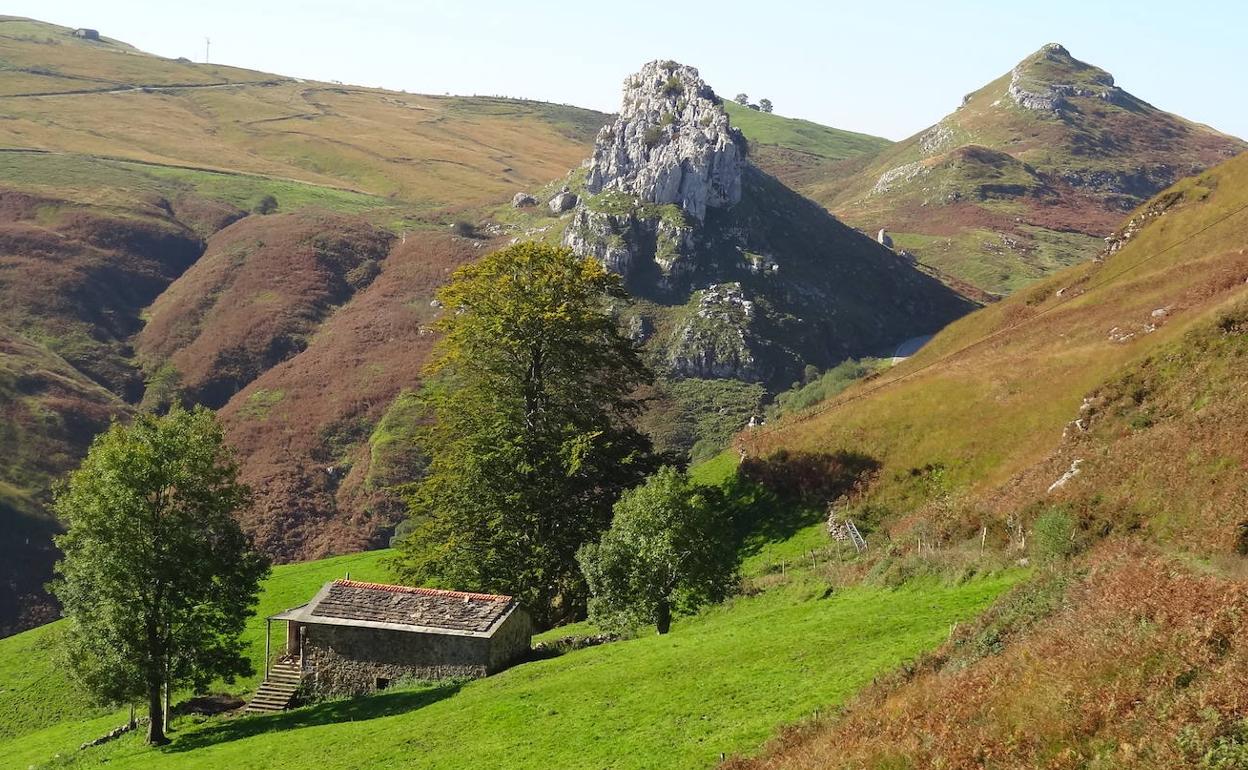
[743,152,1248,533]
[0,18,604,209]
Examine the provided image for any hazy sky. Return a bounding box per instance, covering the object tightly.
[10,0,1246,141]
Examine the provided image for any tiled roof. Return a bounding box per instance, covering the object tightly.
[305,579,515,634]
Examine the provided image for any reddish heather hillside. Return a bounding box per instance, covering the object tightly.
[137,212,395,408]
[217,231,482,561]
[0,325,122,636]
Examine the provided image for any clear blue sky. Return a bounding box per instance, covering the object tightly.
[10,0,1246,141]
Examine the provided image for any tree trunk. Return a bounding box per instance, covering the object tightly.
[655,599,672,635]
[146,684,168,745]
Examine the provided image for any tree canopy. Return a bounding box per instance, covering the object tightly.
[390,242,659,626]
[578,466,738,634]
[51,406,268,745]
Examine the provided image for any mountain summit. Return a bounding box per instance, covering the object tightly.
[781,44,1245,294]
[584,61,744,220]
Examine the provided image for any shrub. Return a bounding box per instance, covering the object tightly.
[1032,507,1081,563]
[451,220,476,238]
[643,126,663,147]
[253,194,278,214]
[739,449,880,507]
[662,76,683,97]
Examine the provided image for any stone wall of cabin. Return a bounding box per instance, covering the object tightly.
[487,608,533,671]
[303,623,492,698]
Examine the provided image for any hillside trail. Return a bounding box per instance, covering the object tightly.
[0,78,292,100]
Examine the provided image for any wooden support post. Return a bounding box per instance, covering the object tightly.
[264,619,271,680]
[981,526,987,555]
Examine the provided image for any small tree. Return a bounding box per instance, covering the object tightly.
[734,93,749,105]
[253,194,278,215]
[758,98,773,114]
[578,467,737,634]
[51,406,269,745]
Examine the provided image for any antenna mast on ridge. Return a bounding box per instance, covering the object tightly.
[205,37,211,64]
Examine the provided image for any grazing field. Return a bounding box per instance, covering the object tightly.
[2,561,1019,769]
[0,550,391,744]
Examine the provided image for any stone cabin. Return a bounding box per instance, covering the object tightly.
[266,579,532,698]
[73,28,100,40]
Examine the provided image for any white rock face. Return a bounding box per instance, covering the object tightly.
[585,61,743,222]
[1006,43,1127,113]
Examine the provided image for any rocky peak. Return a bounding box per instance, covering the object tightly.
[585,60,744,221]
[1007,43,1130,112]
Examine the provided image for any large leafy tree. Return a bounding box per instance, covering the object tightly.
[51,406,269,745]
[578,466,738,634]
[391,242,658,625]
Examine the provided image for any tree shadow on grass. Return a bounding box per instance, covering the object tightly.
[165,682,462,753]
[724,449,881,558]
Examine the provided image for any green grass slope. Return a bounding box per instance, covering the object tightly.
[723,102,890,162]
[0,550,391,744]
[723,102,891,198]
[722,151,1248,768]
[2,559,1018,769]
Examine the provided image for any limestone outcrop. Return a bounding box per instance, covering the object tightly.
[563,60,744,290]
[584,60,744,221]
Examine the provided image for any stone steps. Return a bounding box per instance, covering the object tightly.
[243,661,306,714]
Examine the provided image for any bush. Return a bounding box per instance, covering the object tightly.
[739,449,880,507]
[451,220,476,238]
[662,76,683,97]
[1032,507,1081,563]
[643,126,663,148]
[253,194,278,214]
[766,358,880,419]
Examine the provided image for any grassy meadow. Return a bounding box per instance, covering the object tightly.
[2,559,1020,770]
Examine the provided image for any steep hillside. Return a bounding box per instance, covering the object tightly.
[137,213,395,408]
[506,61,974,456]
[799,44,1244,295]
[727,151,1248,767]
[217,232,481,562]
[0,325,121,636]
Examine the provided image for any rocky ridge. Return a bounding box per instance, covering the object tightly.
[558,60,973,393]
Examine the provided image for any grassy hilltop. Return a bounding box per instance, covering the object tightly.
[753,44,1245,296]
